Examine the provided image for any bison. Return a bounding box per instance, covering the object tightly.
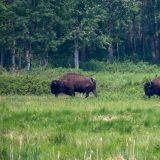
[144,77,160,98]
[50,73,97,98]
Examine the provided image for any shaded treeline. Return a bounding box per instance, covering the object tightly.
[0,0,159,70]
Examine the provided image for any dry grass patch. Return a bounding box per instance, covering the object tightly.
[107,155,125,160]
[93,115,130,122]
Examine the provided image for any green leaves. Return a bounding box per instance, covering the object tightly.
[0,0,160,68]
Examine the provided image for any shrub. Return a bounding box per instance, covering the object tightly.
[81,60,160,73]
[0,61,159,95]
[0,75,50,95]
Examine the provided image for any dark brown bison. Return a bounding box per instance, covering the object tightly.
[144,77,160,98]
[51,73,97,97]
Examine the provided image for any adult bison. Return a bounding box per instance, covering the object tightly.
[144,77,160,98]
[50,73,97,97]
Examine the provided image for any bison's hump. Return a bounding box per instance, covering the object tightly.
[59,73,94,87]
[60,73,83,79]
[59,73,90,81]
[152,77,160,87]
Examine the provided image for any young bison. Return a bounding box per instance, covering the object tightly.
[51,73,97,98]
[144,77,160,98]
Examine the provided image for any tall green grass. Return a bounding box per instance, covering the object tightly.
[1,62,160,159]
[0,61,160,95]
[1,95,160,159]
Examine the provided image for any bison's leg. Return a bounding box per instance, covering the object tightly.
[85,93,89,98]
[55,93,58,97]
[92,89,97,97]
[85,86,92,98]
[85,91,90,98]
[72,92,75,96]
[67,89,75,97]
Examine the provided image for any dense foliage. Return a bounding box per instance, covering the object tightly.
[1,66,160,159]
[0,61,159,95]
[0,0,160,70]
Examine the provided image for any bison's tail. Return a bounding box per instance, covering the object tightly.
[91,78,97,97]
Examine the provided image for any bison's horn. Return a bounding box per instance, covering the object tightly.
[54,80,60,84]
[150,82,154,86]
[54,81,57,84]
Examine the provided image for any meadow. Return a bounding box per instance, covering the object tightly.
[1,62,160,159]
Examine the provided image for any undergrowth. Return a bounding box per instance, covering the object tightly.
[1,62,160,159]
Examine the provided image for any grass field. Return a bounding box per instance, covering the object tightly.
[1,65,160,159]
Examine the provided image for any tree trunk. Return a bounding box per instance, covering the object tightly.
[74,40,79,69]
[116,42,119,61]
[12,54,15,71]
[12,40,16,71]
[18,52,22,70]
[80,42,86,61]
[155,36,159,59]
[39,58,43,69]
[154,7,159,61]
[142,37,146,60]
[128,21,133,54]
[151,36,158,63]
[133,37,136,54]
[108,17,114,63]
[26,45,32,71]
[150,0,159,63]
[108,43,113,63]
[0,51,4,67]
[44,52,48,69]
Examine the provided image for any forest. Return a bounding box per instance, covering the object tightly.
[0,0,160,70]
[1,1,160,159]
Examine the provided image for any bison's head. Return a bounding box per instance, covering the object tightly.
[144,82,154,98]
[50,80,62,96]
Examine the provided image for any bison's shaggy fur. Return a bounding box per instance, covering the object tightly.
[51,73,97,98]
[144,77,160,98]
